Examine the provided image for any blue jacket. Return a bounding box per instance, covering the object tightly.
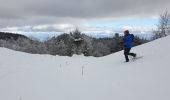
[123,34,133,48]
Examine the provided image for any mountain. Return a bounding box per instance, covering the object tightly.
[0,36,170,100]
[0,32,29,40]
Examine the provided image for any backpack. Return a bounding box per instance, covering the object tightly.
[130,34,134,42]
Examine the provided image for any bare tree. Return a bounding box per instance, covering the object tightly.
[153,10,170,39]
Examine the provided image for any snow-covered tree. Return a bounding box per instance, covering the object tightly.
[153,10,170,39]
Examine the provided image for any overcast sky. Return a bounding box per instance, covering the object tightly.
[0,0,170,33]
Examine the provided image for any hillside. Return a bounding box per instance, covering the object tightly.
[0,32,29,40]
[0,36,170,100]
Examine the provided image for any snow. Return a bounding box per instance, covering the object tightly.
[0,36,170,100]
[74,38,83,42]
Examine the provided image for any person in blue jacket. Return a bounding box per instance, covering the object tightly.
[123,30,136,62]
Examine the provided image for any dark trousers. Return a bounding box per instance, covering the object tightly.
[124,48,135,61]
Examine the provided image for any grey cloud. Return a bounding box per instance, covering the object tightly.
[0,0,170,28]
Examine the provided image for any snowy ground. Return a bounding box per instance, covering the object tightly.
[0,36,170,100]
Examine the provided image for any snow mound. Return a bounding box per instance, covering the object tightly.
[0,36,170,100]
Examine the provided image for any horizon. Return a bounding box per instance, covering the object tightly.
[0,31,153,41]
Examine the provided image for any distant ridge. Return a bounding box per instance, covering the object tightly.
[0,32,29,40]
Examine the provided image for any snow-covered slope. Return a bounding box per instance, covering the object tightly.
[0,36,170,100]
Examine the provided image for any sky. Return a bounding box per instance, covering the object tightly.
[0,0,170,34]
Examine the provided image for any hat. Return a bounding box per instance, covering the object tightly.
[124,30,129,34]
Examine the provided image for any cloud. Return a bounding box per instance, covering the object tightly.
[0,24,77,32]
[122,25,156,33]
[0,0,169,32]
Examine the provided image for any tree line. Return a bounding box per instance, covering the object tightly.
[0,30,148,57]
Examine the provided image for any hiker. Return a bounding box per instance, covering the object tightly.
[123,30,136,62]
